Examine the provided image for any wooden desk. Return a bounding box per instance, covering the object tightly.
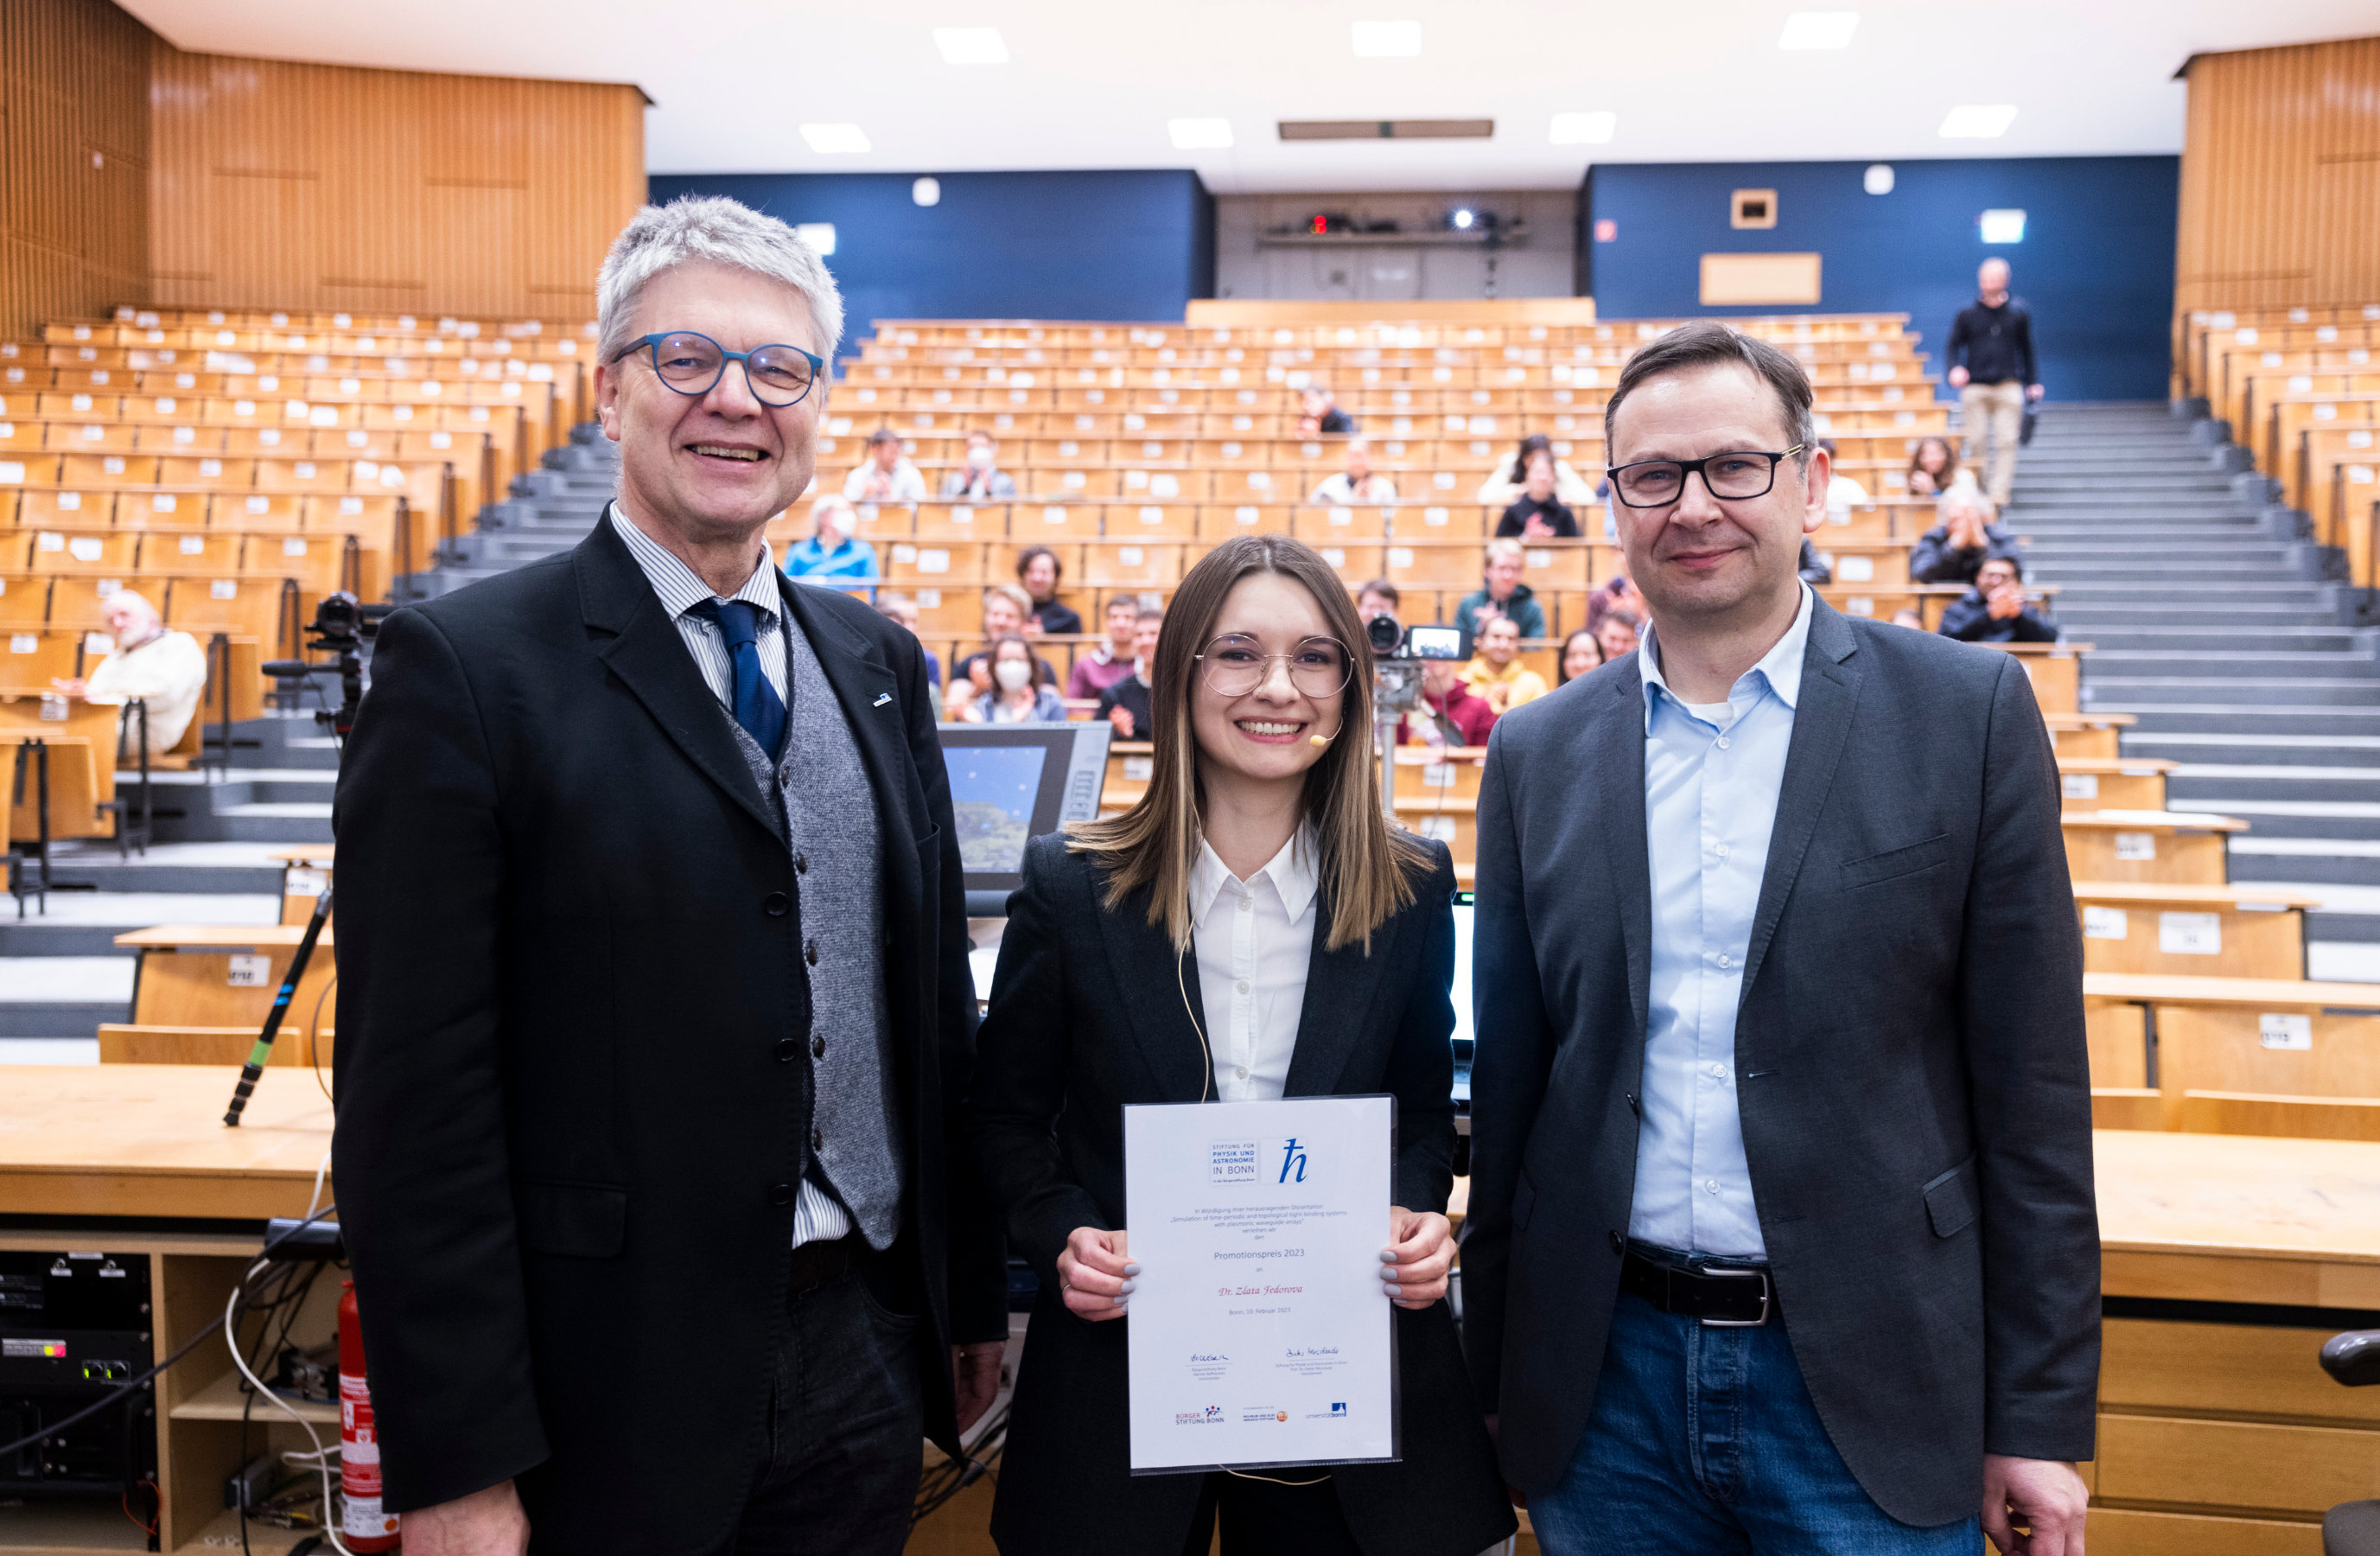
[2046,711,2136,762]
[2063,810,2245,886]
[0,1063,331,1221]
[2074,881,2318,980]
[267,843,333,926]
[2059,757,2174,814]
[2083,972,2380,1127]
[117,922,337,1029]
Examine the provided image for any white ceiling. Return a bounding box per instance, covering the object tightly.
[118,0,2378,193]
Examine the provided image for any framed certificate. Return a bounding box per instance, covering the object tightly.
[1122,1094,1398,1474]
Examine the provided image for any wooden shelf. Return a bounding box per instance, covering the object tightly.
[180,1509,323,1553]
[167,1366,338,1425]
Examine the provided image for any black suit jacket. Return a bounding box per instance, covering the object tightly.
[332,517,1007,1553]
[1464,596,2097,1527]
[970,834,1514,1556]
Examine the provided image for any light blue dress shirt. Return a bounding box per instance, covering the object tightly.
[1628,584,1814,1259]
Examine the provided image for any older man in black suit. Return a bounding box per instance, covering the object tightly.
[333,196,1007,1556]
[1464,322,2097,1555]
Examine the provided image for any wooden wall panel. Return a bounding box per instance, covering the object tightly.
[148,48,643,321]
[0,0,153,336]
[2177,35,2380,314]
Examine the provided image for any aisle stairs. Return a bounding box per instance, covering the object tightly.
[2010,402,2380,976]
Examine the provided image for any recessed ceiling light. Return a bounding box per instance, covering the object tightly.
[796,222,837,256]
[1168,118,1234,150]
[799,123,872,154]
[1351,20,1422,57]
[1938,104,2018,139]
[1550,111,1616,145]
[913,176,942,207]
[1863,163,1894,194]
[1778,11,1859,49]
[932,27,1009,65]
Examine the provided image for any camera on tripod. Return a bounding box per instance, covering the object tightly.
[1365,614,1471,715]
[263,591,387,741]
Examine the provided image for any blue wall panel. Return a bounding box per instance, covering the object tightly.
[1584,156,2179,401]
[644,169,1213,357]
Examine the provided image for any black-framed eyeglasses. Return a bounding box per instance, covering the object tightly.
[1196,635,1352,698]
[1607,446,1804,508]
[609,331,824,408]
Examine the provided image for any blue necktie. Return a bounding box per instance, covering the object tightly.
[688,599,786,761]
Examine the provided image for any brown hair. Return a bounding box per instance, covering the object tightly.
[1067,534,1430,953]
[1603,320,1815,459]
[1907,436,1959,489]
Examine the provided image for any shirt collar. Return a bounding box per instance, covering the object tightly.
[1189,822,1320,929]
[609,502,780,625]
[1639,582,1813,730]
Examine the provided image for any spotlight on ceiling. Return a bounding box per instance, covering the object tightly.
[913,176,942,207]
[1448,208,1478,232]
[1863,163,1894,194]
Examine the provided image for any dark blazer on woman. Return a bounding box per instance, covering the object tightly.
[971,833,1515,1556]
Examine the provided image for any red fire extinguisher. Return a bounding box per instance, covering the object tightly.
[338,1281,402,1551]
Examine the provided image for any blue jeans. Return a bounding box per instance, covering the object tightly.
[1530,1291,1981,1556]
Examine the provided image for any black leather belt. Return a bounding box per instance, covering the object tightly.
[1620,1244,1773,1328]
[788,1232,862,1298]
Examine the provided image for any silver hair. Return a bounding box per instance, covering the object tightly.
[595,195,844,368]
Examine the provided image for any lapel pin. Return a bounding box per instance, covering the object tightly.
[872,692,894,707]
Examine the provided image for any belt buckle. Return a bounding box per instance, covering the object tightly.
[1692,1264,1771,1328]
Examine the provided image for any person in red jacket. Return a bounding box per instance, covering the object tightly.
[1402,657,1498,746]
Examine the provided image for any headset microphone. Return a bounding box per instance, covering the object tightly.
[1309,723,1342,748]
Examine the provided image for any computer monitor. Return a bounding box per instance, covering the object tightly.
[938,723,1112,917]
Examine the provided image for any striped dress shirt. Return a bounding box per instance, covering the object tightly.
[608,503,856,1250]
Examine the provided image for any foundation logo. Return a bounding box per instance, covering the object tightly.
[1173,1406,1224,1425]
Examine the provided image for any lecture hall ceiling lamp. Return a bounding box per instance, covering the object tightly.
[1938,105,2019,138]
[1777,11,1859,49]
[1550,112,1616,145]
[932,27,1009,64]
[1168,118,1235,150]
[799,123,872,154]
[1351,20,1422,56]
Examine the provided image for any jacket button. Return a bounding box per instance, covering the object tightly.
[811,1127,824,1151]
[763,891,790,917]
[774,1037,799,1062]
[805,939,819,966]
[769,1183,797,1207]
[1608,1231,1626,1255]
[794,852,809,875]
[811,1036,826,1058]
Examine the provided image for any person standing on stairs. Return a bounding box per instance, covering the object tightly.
[1945,259,2042,507]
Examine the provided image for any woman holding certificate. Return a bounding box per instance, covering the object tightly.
[971,536,1515,1556]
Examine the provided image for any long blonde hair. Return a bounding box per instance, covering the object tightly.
[1068,534,1431,953]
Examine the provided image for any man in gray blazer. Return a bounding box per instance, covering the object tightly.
[1464,322,2096,1555]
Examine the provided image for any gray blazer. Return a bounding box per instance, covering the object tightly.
[1462,596,2098,1527]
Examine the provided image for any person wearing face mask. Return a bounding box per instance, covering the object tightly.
[941,430,1019,500]
[782,494,881,590]
[951,584,1058,696]
[972,635,1069,724]
[970,533,1513,1556]
[1092,606,1164,739]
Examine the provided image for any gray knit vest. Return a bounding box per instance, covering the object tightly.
[723,615,906,1250]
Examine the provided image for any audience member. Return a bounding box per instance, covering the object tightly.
[951,584,1057,692]
[874,591,942,686]
[1463,615,1549,714]
[1297,381,1356,435]
[971,635,1070,723]
[781,494,880,588]
[1014,545,1079,635]
[1911,488,2018,585]
[1356,579,1401,625]
[843,426,927,503]
[1092,608,1163,739]
[1402,657,1498,747]
[54,590,206,756]
[1584,574,1650,633]
[1308,438,1397,505]
[1477,433,1595,507]
[1798,537,1832,586]
[1905,436,1962,497]
[1494,450,1581,538]
[1454,539,1546,640]
[1594,607,1641,662]
[1818,437,1870,509]
[940,430,1018,500]
[1945,258,2043,503]
[1939,554,2058,643]
[1066,596,1142,700]
[1556,627,1604,686]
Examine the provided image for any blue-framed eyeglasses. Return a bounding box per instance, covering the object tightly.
[609,330,824,408]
